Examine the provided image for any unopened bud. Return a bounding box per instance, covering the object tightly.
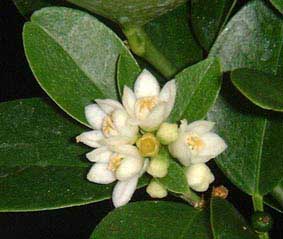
[136,133,160,157]
[186,163,215,192]
[146,180,167,198]
[156,122,178,145]
[146,148,169,178]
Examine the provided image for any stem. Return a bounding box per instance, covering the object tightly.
[252,194,270,239]
[173,190,202,208]
[122,25,177,79]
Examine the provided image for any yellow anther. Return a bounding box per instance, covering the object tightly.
[187,134,204,151]
[108,155,122,172]
[135,96,158,120]
[102,115,117,137]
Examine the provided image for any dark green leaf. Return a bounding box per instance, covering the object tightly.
[207,82,283,196]
[169,58,222,123]
[0,98,109,211]
[264,195,283,213]
[117,54,141,97]
[12,0,59,17]
[270,0,283,14]
[91,201,211,239]
[191,0,236,50]
[269,180,283,209]
[23,7,137,127]
[66,0,186,26]
[210,0,283,74]
[157,157,189,194]
[231,68,283,112]
[144,4,203,72]
[210,198,257,239]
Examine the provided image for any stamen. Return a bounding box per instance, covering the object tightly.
[187,134,204,151]
[135,96,158,120]
[102,115,118,137]
[108,155,122,171]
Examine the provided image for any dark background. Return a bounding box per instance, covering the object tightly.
[0,0,282,238]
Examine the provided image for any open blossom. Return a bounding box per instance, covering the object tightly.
[86,145,148,207]
[169,120,227,166]
[76,99,138,147]
[122,69,176,131]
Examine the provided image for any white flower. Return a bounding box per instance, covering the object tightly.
[76,99,138,147]
[185,163,215,192]
[146,180,168,198]
[86,145,148,207]
[122,69,176,132]
[169,120,227,166]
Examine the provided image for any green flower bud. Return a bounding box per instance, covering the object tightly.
[156,122,178,145]
[146,148,169,178]
[146,180,168,198]
[251,211,273,232]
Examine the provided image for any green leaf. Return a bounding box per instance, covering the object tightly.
[210,198,258,239]
[12,0,59,17]
[270,0,283,14]
[157,157,189,194]
[269,180,283,210]
[144,4,203,72]
[210,0,283,74]
[231,68,283,112]
[117,54,141,97]
[0,98,110,211]
[66,0,186,26]
[169,58,222,123]
[207,82,283,196]
[264,195,283,213]
[91,201,211,239]
[23,7,137,127]
[191,0,236,50]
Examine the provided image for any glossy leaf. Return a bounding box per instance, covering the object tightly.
[117,54,141,97]
[270,0,283,14]
[91,201,211,239]
[231,68,283,112]
[169,58,222,123]
[0,98,108,211]
[66,0,186,26]
[23,7,136,127]
[207,82,283,196]
[157,157,189,194]
[210,0,283,74]
[191,0,236,50]
[210,198,258,239]
[144,4,203,72]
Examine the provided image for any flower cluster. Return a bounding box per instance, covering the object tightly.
[77,69,227,207]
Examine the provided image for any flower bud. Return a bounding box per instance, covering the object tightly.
[115,157,143,181]
[185,163,214,192]
[146,180,167,198]
[156,122,178,145]
[136,133,160,157]
[146,148,169,178]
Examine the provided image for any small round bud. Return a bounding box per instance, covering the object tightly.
[186,163,215,192]
[146,148,169,178]
[146,180,168,198]
[156,122,178,145]
[136,133,160,157]
[251,211,273,232]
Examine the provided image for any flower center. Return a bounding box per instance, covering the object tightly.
[137,133,160,157]
[135,96,158,120]
[187,134,204,151]
[108,154,123,172]
[102,115,118,137]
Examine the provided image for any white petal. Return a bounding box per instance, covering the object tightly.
[122,86,136,117]
[194,132,227,163]
[187,120,215,135]
[139,103,166,132]
[112,109,127,129]
[87,163,116,184]
[179,119,189,132]
[76,130,105,148]
[168,133,191,166]
[95,99,123,114]
[86,147,112,163]
[134,69,160,98]
[113,145,141,159]
[104,136,133,146]
[116,157,143,181]
[112,176,138,208]
[159,79,176,119]
[85,104,106,130]
[186,163,215,192]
